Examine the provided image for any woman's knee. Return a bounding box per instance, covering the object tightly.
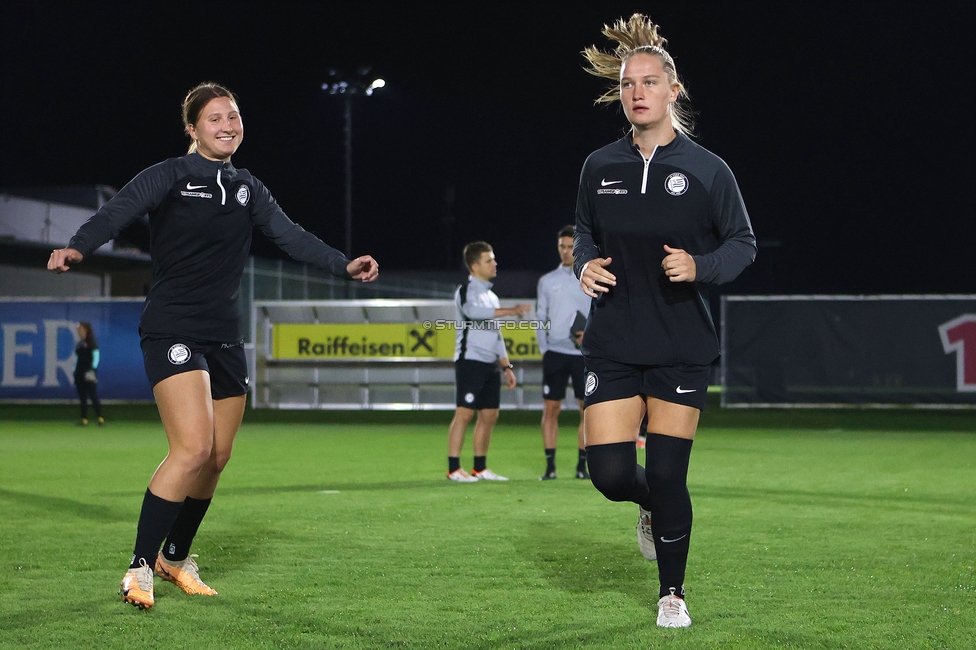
[194,439,234,476]
[168,441,214,473]
[590,468,637,502]
[588,442,639,502]
[213,448,233,473]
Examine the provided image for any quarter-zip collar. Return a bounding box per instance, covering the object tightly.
[627,133,684,194]
[187,152,237,205]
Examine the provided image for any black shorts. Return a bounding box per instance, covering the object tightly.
[455,359,501,410]
[542,351,586,401]
[141,335,248,400]
[582,356,709,411]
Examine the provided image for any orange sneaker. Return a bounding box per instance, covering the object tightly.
[119,559,154,609]
[155,553,217,596]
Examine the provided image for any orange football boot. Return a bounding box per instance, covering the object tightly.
[155,553,218,596]
[120,559,154,609]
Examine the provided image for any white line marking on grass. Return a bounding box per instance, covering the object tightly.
[318,490,340,494]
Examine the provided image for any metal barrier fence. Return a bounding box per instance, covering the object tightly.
[240,258,458,345]
[250,299,570,411]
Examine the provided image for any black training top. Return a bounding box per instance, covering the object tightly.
[69,153,350,342]
[74,341,95,376]
[574,133,757,366]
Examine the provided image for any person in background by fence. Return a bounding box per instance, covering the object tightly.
[575,15,756,628]
[74,321,104,426]
[447,241,531,482]
[48,81,379,611]
[535,225,591,481]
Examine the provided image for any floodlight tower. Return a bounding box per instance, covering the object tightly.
[322,67,386,259]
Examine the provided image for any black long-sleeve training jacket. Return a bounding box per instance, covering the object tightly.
[69,153,350,342]
[574,133,757,366]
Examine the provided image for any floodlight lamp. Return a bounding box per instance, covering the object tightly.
[365,78,386,96]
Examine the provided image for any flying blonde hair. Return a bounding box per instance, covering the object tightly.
[582,13,693,135]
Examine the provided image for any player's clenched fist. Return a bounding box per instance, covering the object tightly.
[346,255,379,282]
[661,245,696,282]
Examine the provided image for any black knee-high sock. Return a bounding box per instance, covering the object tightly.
[162,496,212,562]
[130,489,183,569]
[644,433,694,598]
[586,442,653,510]
[544,448,556,473]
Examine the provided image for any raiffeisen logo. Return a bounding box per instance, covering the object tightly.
[504,337,540,357]
[271,323,543,361]
[298,335,406,357]
[272,324,450,360]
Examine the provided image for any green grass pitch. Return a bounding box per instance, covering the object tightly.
[0,404,973,649]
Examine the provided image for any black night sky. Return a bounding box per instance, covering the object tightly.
[1,1,972,294]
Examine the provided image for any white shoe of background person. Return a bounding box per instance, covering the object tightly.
[471,468,508,481]
[447,469,479,482]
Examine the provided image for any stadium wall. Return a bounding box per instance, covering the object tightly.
[721,295,976,408]
[0,298,153,402]
[252,299,555,411]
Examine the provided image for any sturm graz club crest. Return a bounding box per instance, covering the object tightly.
[665,172,689,196]
[168,343,190,365]
[584,372,599,396]
[236,184,250,206]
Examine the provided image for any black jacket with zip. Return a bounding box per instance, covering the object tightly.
[574,133,757,366]
[69,152,350,342]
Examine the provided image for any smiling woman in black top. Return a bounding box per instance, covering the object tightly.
[49,82,379,610]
